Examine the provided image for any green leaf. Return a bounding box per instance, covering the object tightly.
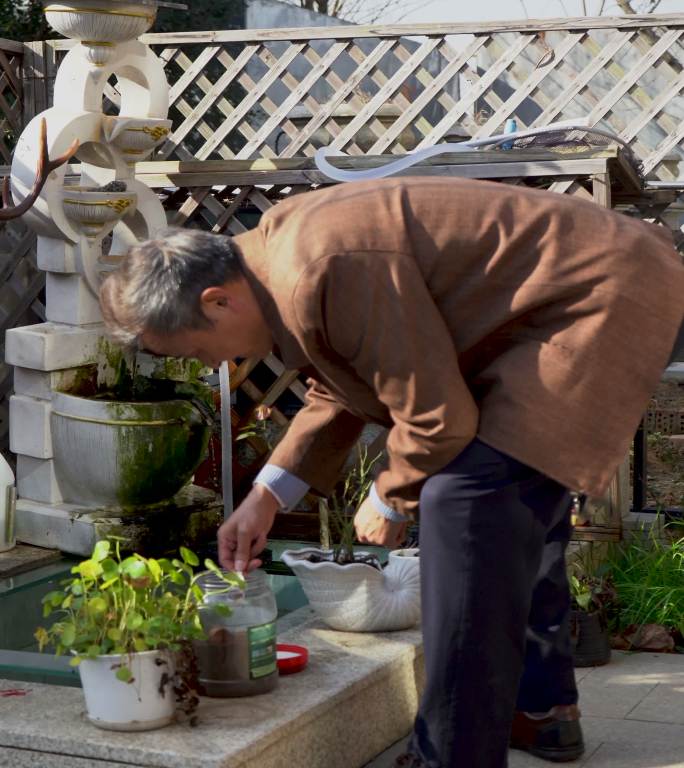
[92,540,110,563]
[69,656,82,667]
[107,628,122,642]
[61,594,73,609]
[133,637,148,652]
[180,546,199,566]
[42,590,63,607]
[576,592,592,611]
[34,627,49,651]
[115,666,133,683]
[126,612,143,630]
[147,559,162,581]
[100,558,119,578]
[100,577,118,590]
[87,596,107,615]
[122,558,148,579]
[78,560,102,581]
[86,645,101,658]
[61,624,76,647]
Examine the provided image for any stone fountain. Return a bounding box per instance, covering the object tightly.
[5,0,222,556]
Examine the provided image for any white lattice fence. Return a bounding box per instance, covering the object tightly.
[44,14,684,180]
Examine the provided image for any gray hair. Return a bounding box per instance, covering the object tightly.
[100,227,243,347]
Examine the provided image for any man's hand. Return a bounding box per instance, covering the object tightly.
[217,484,279,573]
[354,496,408,548]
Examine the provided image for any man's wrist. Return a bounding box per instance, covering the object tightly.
[250,482,280,515]
[369,483,411,522]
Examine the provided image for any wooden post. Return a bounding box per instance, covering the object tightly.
[594,171,628,532]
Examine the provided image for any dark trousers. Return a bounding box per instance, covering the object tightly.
[408,438,577,768]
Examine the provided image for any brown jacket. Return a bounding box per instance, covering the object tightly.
[234,177,684,518]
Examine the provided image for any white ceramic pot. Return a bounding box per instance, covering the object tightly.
[281,547,421,632]
[51,392,211,506]
[78,650,176,731]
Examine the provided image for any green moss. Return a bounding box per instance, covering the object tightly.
[112,400,211,506]
[54,365,98,397]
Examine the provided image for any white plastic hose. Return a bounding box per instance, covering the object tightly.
[314,119,629,182]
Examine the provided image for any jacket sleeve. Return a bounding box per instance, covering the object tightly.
[267,378,367,497]
[292,250,479,519]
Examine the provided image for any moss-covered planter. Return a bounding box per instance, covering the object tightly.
[51,392,210,507]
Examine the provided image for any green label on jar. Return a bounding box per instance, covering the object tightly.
[248,622,277,679]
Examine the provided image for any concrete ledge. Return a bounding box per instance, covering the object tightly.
[16,486,223,557]
[0,608,423,768]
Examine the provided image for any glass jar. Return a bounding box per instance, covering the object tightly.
[193,568,278,697]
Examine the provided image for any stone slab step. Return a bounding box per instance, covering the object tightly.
[0,607,423,768]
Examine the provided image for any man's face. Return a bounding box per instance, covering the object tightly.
[141,325,235,369]
[140,281,273,367]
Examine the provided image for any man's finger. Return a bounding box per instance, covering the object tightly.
[234,527,254,574]
[218,523,237,569]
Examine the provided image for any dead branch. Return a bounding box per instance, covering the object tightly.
[0,117,79,222]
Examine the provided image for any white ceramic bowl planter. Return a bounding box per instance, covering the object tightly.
[282,547,420,632]
[43,0,158,66]
[78,650,176,731]
[61,186,137,240]
[102,116,173,164]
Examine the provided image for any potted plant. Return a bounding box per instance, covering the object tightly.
[35,537,242,731]
[568,556,615,667]
[282,448,420,632]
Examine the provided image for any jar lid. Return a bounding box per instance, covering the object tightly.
[276,644,308,675]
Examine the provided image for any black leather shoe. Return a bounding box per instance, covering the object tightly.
[510,704,585,762]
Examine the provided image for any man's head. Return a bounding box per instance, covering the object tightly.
[100,228,273,367]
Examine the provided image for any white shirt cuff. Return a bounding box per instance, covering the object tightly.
[254,464,309,512]
[370,482,410,522]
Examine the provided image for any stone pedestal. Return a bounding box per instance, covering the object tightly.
[15,485,223,557]
[5,3,222,559]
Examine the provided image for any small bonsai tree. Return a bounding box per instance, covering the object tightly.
[319,445,382,566]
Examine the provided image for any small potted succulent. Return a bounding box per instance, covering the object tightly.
[35,537,242,731]
[282,448,420,633]
[569,562,615,667]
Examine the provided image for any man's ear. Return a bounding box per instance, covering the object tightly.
[199,285,231,321]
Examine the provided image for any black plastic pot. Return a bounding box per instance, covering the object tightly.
[571,609,611,667]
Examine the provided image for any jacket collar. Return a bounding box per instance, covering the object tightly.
[233,226,310,369]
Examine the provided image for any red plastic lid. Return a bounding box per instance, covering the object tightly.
[276,643,309,675]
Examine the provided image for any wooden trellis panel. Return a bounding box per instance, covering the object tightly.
[0,39,32,455]
[0,39,22,165]
[0,216,44,452]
